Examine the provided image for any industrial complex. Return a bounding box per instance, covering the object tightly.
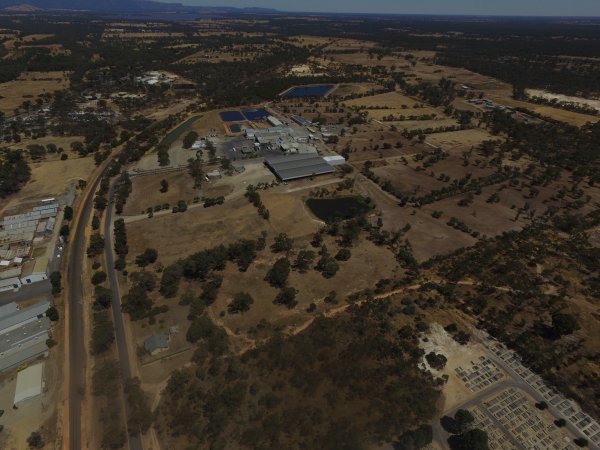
[0,301,51,372]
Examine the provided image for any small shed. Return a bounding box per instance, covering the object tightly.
[207,170,221,180]
[144,333,169,356]
[14,363,44,405]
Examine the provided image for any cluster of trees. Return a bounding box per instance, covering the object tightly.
[135,248,158,268]
[0,149,31,198]
[92,358,127,449]
[122,271,159,320]
[157,300,439,449]
[160,238,261,298]
[182,131,199,149]
[113,219,128,258]
[245,185,270,219]
[187,156,203,188]
[441,410,489,450]
[114,173,133,215]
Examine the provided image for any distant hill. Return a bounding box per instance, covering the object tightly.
[4,3,42,10]
[0,0,278,14]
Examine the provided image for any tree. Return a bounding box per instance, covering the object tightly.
[46,306,59,321]
[551,312,580,337]
[91,215,100,230]
[135,248,158,267]
[316,251,339,278]
[272,233,293,253]
[94,286,113,309]
[454,409,475,433]
[574,438,588,447]
[447,428,489,450]
[335,248,352,261]
[265,258,290,287]
[183,131,199,149]
[394,425,433,450]
[91,311,115,354]
[274,287,298,309]
[26,431,44,448]
[157,144,170,166]
[87,234,105,257]
[228,292,254,314]
[160,179,169,193]
[188,156,203,188]
[60,224,70,239]
[91,271,107,285]
[49,271,62,295]
[294,250,315,272]
[64,205,73,221]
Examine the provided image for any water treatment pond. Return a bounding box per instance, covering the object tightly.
[306,197,371,222]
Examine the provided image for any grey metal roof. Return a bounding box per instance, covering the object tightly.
[144,333,169,352]
[0,317,50,353]
[0,301,50,333]
[0,333,48,372]
[265,154,334,181]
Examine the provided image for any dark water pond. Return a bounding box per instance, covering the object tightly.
[306,197,371,222]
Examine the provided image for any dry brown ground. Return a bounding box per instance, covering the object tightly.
[331,82,385,97]
[0,71,69,114]
[8,135,84,152]
[126,196,271,266]
[2,33,54,48]
[1,155,95,213]
[211,234,402,336]
[124,171,200,216]
[329,49,598,127]
[344,91,419,109]
[424,129,497,150]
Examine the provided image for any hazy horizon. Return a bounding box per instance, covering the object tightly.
[159,0,600,17]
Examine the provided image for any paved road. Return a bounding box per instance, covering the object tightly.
[67,167,105,450]
[104,178,143,450]
[0,280,52,306]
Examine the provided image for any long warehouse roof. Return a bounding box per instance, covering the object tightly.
[265,154,334,181]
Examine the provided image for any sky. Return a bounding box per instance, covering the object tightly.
[160,0,600,16]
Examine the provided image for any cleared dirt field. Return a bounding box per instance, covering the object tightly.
[0,71,69,114]
[1,155,95,212]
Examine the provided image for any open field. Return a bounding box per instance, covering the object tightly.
[0,71,69,114]
[211,234,402,335]
[126,196,271,266]
[424,129,498,150]
[1,155,95,213]
[124,171,200,216]
[344,91,420,109]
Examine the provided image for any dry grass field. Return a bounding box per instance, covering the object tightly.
[329,82,384,97]
[1,155,95,212]
[424,129,498,151]
[124,171,201,216]
[211,234,402,335]
[0,71,69,114]
[344,91,420,109]
[126,196,271,266]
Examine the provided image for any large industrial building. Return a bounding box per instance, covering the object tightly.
[265,153,335,181]
[0,301,50,372]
